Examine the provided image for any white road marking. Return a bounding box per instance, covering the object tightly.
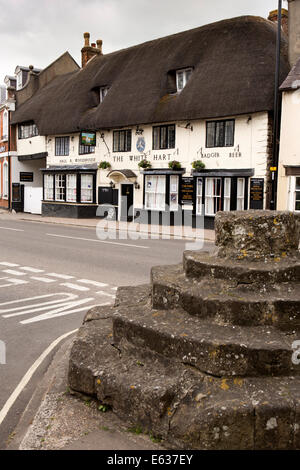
[0,262,19,267]
[46,233,149,249]
[111,287,118,291]
[19,267,44,273]
[46,273,74,280]
[96,291,115,298]
[0,329,78,427]
[30,276,56,283]
[0,226,24,232]
[60,282,90,291]
[0,279,28,288]
[1,293,78,318]
[78,279,108,288]
[21,298,97,324]
[0,292,75,307]
[2,269,27,276]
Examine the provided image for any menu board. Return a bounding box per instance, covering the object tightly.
[250,178,264,209]
[181,177,194,205]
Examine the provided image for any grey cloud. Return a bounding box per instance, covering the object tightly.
[0,0,287,81]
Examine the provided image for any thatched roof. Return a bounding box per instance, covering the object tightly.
[11,16,290,134]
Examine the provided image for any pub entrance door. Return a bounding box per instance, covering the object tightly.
[120,183,134,221]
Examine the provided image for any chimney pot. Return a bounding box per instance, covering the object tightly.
[96,39,103,54]
[83,32,90,47]
[91,42,96,47]
[268,8,289,36]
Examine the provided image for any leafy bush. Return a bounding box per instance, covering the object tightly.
[192,160,206,170]
[168,160,182,170]
[138,159,152,169]
[99,161,111,170]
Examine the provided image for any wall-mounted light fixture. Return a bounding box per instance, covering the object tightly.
[136,125,144,135]
[185,122,193,131]
[134,181,140,189]
[47,138,52,143]
[247,116,252,124]
[109,181,115,189]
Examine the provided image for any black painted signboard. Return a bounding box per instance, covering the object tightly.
[12,183,21,202]
[250,178,264,209]
[20,172,34,182]
[181,177,194,205]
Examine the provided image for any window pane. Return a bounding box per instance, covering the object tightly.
[113,132,119,152]
[160,127,167,149]
[126,130,131,151]
[215,122,225,147]
[206,122,215,148]
[81,174,93,203]
[153,127,160,150]
[185,69,192,84]
[168,125,175,149]
[177,71,184,91]
[119,132,125,152]
[225,120,234,147]
[224,178,231,197]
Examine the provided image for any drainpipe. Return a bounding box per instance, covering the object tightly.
[7,109,11,211]
[270,0,282,210]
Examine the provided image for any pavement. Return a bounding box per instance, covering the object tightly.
[6,334,166,451]
[0,208,215,242]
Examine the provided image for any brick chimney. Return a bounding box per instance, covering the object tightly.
[288,0,300,66]
[81,32,103,68]
[268,8,289,36]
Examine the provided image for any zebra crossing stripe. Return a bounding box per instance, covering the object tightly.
[2,269,27,276]
[78,279,108,288]
[47,273,74,280]
[30,276,56,283]
[60,283,90,291]
[0,262,19,267]
[19,267,44,273]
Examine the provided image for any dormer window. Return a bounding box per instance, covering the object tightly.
[176,68,192,92]
[100,86,109,102]
[18,121,38,139]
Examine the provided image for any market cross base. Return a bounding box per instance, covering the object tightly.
[68,210,300,449]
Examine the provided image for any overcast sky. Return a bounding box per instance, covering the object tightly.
[0,0,288,83]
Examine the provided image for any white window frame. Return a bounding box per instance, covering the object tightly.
[176,68,192,92]
[236,178,245,210]
[100,86,109,103]
[66,174,77,203]
[80,174,93,203]
[3,161,8,199]
[2,111,8,141]
[205,177,222,216]
[169,175,179,211]
[289,176,300,212]
[196,177,203,215]
[55,174,66,201]
[44,174,54,201]
[145,175,166,211]
[224,178,231,211]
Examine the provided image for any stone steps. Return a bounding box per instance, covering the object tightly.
[69,304,300,449]
[183,250,300,284]
[151,264,300,330]
[112,303,298,377]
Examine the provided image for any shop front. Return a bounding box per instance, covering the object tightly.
[41,164,97,218]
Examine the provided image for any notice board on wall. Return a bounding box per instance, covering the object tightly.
[181,177,194,205]
[250,178,264,209]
